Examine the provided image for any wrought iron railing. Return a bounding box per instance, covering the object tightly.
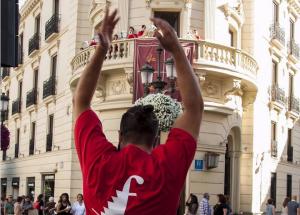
[28,33,40,55]
[270,23,285,46]
[287,145,293,162]
[15,143,19,158]
[45,14,59,40]
[12,99,21,115]
[29,139,34,155]
[46,133,53,152]
[288,39,300,60]
[26,88,37,107]
[271,140,278,157]
[43,76,56,98]
[2,67,10,79]
[271,85,286,105]
[288,96,300,113]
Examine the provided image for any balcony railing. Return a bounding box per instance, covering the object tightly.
[271,85,286,105]
[12,99,21,115]
[43,76,56,99]
[2,68,10,79]
[287,145,293,162]
[288,40,300,60]
[29,139,34,155]
[45,14,59,40]
[28,33,40,55]
[271,140,278,157]
[15,143,19,158]
[26,88,37,108]
[270,23,285,46]
[46,133,53,152]
[288,96,300,113]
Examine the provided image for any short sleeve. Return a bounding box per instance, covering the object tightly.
[154,128,196,187]
[74,109,116,175]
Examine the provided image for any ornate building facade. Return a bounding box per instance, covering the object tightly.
[1,0,300,214]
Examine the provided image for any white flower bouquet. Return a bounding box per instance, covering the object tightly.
[135,93,182,132]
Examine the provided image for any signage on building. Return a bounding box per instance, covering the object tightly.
[194,159,204,171]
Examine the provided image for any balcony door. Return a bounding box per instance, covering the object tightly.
[54,0,59,15]
[35,15,40,35]
[154,11,180,36]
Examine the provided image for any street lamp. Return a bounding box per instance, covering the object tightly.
[1,93,9,124]
[140,62,154,95]
[165,57,176,93]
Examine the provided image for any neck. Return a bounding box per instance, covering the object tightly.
[125,143,152,153]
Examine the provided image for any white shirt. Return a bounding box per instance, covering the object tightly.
[71,201,85,215]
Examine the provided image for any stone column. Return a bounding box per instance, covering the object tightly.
[118,0,129,35]
[204,0,216,40]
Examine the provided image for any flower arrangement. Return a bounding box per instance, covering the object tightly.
[135,93,182,132]
[1,124,10,151]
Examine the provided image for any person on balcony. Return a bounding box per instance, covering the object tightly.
[137,25,146,37]
[127,26,137,39]
[73,7,204,215]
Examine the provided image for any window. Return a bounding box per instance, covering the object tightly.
[12,177,20,199]
[272,61,278,85]
[271,172,277,206]
[51,55,57,78]
[287,175,292,198]
[1,178,7,198]
[42,175,55,203]
[229,29,234,47]
[54,0,59,15]
[290,20,294,41]
[15,128,20,158]
[35,15,40,35]
[34,69,39,90]
[19,33,23,63]
[26,177,35,200]
[273,1,279,24]
[18,80,23,103]
[154,11,180,36]
[29,122,36,155]
[287,129,293,162]
[2,150,6,161]
[46,115,54,152]
[271,122,277,141]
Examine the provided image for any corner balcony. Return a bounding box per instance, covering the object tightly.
[269,84,287,110]
[28,33,40,56]
[70,39,258,113]
[270,23,285,49]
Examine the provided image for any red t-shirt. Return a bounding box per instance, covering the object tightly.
[74,109,196,215]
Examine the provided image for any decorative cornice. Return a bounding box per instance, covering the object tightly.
[20,0,41,22]
[288,0,300,18]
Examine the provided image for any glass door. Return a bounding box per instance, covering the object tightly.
[42,175,55,203]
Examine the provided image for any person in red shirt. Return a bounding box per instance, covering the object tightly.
[127,26,137,39]
[73,8,204,215]
[137,25,146,37]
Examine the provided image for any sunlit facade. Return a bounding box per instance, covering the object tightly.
[1,0,300,214]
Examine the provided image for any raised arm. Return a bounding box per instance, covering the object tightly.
[151,18,204,140]
[73,8,119,119]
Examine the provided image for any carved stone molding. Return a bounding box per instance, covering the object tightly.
[145,0,152,8]
[242,92,257,111]
[224,79,244,100]
[201,80,221,98]
[126,72,134,93]
[107,80,127,96]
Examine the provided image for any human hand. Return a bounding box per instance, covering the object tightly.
[97,7,120,52]
[150,18,181,54]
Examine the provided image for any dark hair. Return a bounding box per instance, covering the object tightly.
[267,198,273,205]
[142,25,146,29]
[120,105,158,147]
[17,196,23,203]
[186,194,199,214]
[77,194,83,200]
[37,194,43,202]
[283,197,290,207]
[58,193,71,205]
[217,194,226,204]
[129,26,134,31]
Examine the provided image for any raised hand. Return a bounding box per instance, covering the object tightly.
[150,18,181,54]
[97,7,120,52]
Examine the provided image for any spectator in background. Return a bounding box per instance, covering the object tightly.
[199,193,211,215]
[44,197,56,215]
[113,34,119,41]
[287,196,299,215]
[213,194,228,215]
[71,194,85,215]
[14,197,22,215]
[137,25,146,37]
[4,195,14,215]
[266,198,276,215]
[33,194,44,215]
[282,197,290,215]
[22,196,33,215]
[1,197,6,215]
[186,193,199,215]
[56,193,71,215]
[193,29,201,40]
[127,26,137,39]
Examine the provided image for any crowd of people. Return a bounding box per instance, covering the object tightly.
[185,193,300,215]
[1,193,85,215]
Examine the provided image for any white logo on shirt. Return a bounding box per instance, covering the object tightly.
[91,175,144,215]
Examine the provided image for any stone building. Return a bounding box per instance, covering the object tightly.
[1,0,300,214]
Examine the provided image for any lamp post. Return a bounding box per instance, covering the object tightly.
[165,57,177,93]
[1,93,9,125]
[140,62,154,96]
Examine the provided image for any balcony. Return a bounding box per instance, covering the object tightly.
[288,40,300,62]
[46,133,53,152]
[28,33,40,56]
[29,139,34,155]
[12,99,21,115]
[270,23,285,48]
[45,14,59,41]
[15,143,19,158]
[271,140,278,158]
[43,76,56,100]
[287,96,300,120]
[287,145,293,162]
[270,84,287,110]
[1,68,10,80]
[26,88,37,108]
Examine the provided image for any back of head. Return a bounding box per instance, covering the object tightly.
[17,196,23,203]
[218,194,226,204]
[267,198,273,205]
[203,193,209,199]
[292,195,297,201]
[120,105,158,148]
